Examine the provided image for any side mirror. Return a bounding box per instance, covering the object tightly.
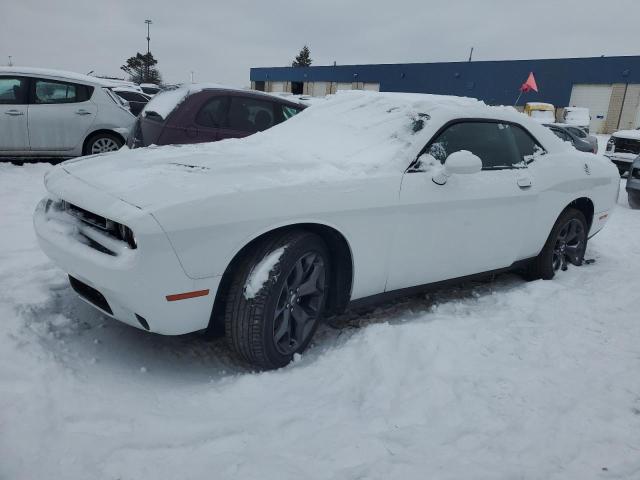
[445,151,483,175]
[433,150,482,185]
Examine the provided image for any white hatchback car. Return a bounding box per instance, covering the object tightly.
[0,67,135,158]
[34,92,619,369]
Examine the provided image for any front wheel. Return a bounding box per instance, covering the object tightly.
[629,192,640,210]
[528,208,588,280]
[224,231,330,369]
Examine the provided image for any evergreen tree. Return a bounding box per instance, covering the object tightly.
[120,52,162,84]
[292,46,312,67]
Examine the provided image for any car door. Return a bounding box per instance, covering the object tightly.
[0,76,29,152]
[27,78,97,152]
[217,95,277,140]
[386,120,540,292]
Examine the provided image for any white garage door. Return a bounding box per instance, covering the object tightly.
[311,81,328,97]
[270,81,285,93]
[569,84,613,134]
[363,83,380,91]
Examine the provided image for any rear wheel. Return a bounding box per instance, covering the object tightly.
[224,231,330,369]
[83,132,123,155]
[528,208,588,280]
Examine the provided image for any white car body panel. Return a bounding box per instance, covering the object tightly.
[34,91,620,335]
[0,67,135,157]
[0,104,29,151]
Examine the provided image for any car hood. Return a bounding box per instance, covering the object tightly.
[613,130,640,141]
[59,143,345,210]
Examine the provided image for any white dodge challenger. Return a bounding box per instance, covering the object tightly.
[34,91,619,369]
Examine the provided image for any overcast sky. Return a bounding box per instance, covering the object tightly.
[2,0,639,87]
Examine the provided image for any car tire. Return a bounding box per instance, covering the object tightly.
[527,208,588,280]
[83,132,123,156]
[629,192,640,210]
[224,231,330,369]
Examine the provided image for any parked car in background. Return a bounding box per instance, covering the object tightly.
[34,91,619,369]
[626,156,640,209]
[544,123,598,153]
[562,107,590,133]
[605,129,640,176]
[113,87,151,116]
[139,83,161,96]
[129,84,306,148]
[525,102,556,124]
[0,67,135,158]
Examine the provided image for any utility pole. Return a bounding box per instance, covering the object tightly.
[144,19,152,82]
[468,47,474,62]
[8,55,13,66]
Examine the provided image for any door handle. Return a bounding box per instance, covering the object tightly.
[517,177,532,188]
[4,110,24,116]
[75,109,92,115]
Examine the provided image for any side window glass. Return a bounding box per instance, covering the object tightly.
[34,79,85,104]
[0,77,27,104]
[281,105,302,120]
[428,122,521,169]
[195,96,229,128]
[228,96,275,133]
[568,126,586,138]
[510,124,545,163]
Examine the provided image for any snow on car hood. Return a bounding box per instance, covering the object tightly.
[612,129,640,141]
[56,91,544,210]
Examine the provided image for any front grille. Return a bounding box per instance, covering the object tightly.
[69,276,113,314]
[612,137,640,155]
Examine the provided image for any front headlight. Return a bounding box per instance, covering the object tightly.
[117,223,137,249]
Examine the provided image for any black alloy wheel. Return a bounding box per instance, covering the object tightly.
[273,252,326,355]
[551,218,586,272]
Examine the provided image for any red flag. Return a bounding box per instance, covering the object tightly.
[520,72,538,93]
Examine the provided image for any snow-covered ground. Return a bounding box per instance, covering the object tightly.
[1,162,639,479]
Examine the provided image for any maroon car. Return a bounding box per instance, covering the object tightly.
[129,85,306,148]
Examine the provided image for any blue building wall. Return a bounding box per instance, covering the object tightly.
[250,56,640,106]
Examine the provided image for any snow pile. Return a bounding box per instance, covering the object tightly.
[2,164,640,479]
[244,247,285,299]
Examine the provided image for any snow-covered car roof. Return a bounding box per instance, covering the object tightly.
[112,86,148,96]
[611,129,640,141]
[0,66,120,87]
[141,83,306,120]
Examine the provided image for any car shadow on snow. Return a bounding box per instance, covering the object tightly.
[21,270,527,382]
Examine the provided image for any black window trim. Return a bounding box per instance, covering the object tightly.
[0,75,31,105]
[408,118,547,173]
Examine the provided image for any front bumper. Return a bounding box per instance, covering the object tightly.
[34,198,219,335]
